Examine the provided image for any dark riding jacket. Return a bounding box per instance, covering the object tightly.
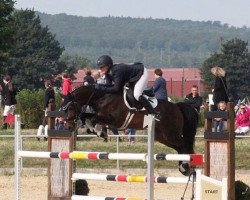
[84,75,95,85]
[213,76,229,105]
[2,83,17,106]
[184,93,203,112]
[97,63,144,93]
[44,87,55,109]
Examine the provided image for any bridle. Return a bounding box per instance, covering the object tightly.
[63,89,96,123]
[63,101,80,122]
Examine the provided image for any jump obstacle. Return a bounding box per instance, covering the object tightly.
[14,102,235,200]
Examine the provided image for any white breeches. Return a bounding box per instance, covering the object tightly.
[235,126,250,134]
[3,105,15,116]
[37,125,48,137]
[133,67,148,101]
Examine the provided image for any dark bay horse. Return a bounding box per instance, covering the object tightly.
[64,85,199,175]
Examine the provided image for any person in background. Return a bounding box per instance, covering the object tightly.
[184,85,203,112]
[213,101,227,132]
[61,71,72,107]
[235,103,250,135]
[1,75,17,129]
[211,66,229,111]
[75,179,89,195]
[55,117,65,130]
[125,128,137,144]
[44,80,55,113]
[0,79,4,110]
[83,67,95,86]
[152,68,168,101]
[37,80,55,141]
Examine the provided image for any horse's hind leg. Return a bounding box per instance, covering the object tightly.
[100,126,108,142]
[155,128,194,176]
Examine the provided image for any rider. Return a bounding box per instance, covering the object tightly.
[95,55,161,120]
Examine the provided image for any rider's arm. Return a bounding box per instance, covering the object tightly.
[153,78,160,92]
[98,69,124,93]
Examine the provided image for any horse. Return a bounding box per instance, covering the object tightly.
[64,85,199,176]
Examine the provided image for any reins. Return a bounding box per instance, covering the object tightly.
[65,89,96,123]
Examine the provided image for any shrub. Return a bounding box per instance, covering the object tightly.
[15,89,61,128]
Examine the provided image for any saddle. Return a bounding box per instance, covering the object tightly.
[123,86,158,110]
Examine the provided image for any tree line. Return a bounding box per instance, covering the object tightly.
[38,12,250,67]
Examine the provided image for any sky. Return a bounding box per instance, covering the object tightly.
[15,0,250,28]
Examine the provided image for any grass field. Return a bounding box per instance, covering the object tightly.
[0,128,250,170]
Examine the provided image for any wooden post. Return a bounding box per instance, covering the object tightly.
[47,103,74,200]
[204,102,235,200]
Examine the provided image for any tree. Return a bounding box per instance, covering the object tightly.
[201,38,250,99]
[0,0,14,72]
[8,9,64,90]
[59,52,91,70]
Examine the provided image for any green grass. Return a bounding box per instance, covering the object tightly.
[0,129,250,170]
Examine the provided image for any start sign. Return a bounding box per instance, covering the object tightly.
[196,170,228,200]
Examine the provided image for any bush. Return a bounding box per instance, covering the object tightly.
[15,89,45,128]
[15,89,61,128]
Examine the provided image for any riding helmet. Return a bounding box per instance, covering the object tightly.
[97,55,113,68]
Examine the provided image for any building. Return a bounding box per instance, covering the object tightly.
[72,67,205,98]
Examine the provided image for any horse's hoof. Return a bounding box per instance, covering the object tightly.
[179,162,192,176]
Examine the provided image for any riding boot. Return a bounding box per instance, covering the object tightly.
[138,95,161,121]
[1,116,7,130]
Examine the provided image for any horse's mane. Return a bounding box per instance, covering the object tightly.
[72,84,109,98]
[72,84,95,93]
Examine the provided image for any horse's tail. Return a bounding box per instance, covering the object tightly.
[176,102,199,154]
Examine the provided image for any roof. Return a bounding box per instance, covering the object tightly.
[147,68,201,82]
[72,67,205,97]
[74,67,201,83]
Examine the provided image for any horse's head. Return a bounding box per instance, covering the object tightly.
[63,85,100,132]
[63,101,80,132]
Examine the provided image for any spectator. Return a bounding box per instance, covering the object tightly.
[1,75,17,129]
[75,179,89,195]
[152,68,168,101]
[44,80,55,114]
[213,101,227,132]
[61,71,72,107]
[125,128,136,144]
[37,80,55,141]
[55,117,65,130]
[83,67,95,86]
[184,85,203,112]
[211,66,229,111]
[0,79,4,110]
[235,103,250,135]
